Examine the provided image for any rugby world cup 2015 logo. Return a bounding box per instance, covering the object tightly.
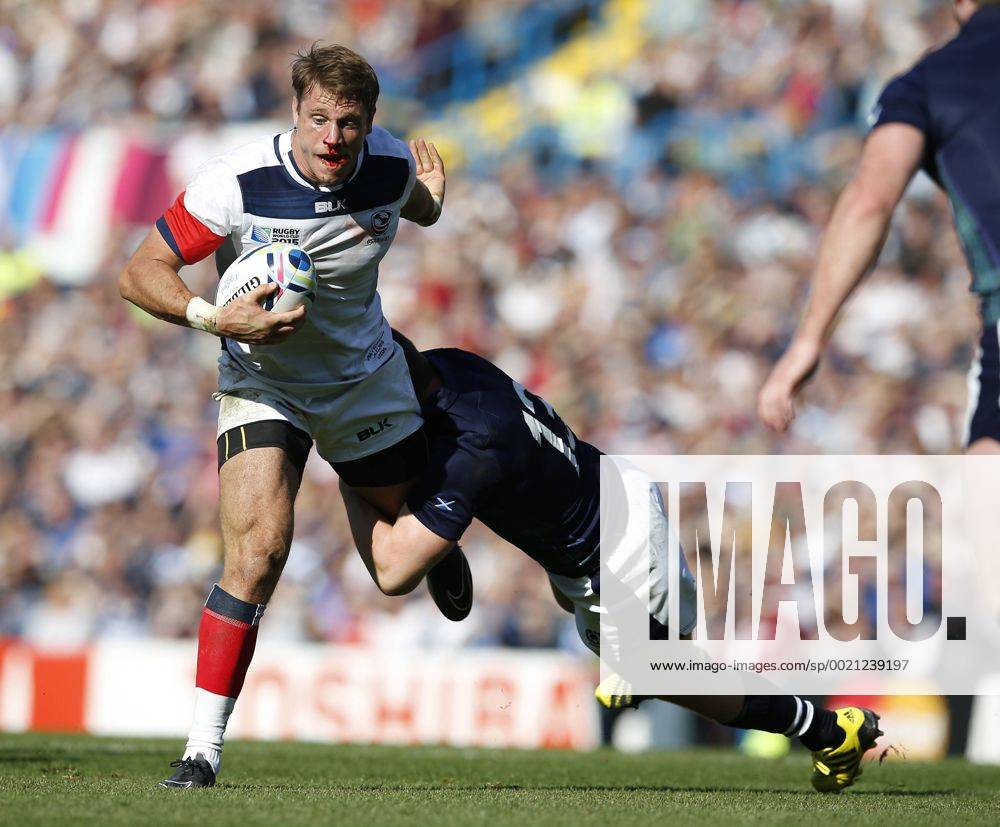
[598,455,1000,696]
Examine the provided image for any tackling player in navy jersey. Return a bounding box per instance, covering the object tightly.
[340,333,883,792]
[759,0,1000,453]
[119,43,464,789]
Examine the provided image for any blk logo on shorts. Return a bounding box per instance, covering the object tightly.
[357,418,394,442]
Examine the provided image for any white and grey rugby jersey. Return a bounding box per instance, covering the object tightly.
[157,125,417,392]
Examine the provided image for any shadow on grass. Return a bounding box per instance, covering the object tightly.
[221,782,960,797]
[0,753,86,763]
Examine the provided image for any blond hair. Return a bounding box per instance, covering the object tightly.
[291,43,379,119]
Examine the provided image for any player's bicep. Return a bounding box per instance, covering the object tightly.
[132,224,185,272]
[854,124,925,211]
[120,225,185,300]
[118,223,197,315]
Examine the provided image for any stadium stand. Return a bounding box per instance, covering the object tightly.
[0,0,960,659]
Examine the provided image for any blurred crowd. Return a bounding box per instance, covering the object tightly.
[1,0,970,649]
[0,0,595,126]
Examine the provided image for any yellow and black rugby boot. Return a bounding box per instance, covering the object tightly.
[595,673,641,711]
[810,707,882,793]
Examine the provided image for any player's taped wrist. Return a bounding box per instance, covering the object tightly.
[186,296,219,334]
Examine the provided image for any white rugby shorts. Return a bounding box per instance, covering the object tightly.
[215,340,422,464]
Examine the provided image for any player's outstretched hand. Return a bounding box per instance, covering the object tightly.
[215,282,306,344]
[409,138,445,202]
[757,338,821,433]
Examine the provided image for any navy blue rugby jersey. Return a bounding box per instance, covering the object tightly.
[406,349,601,578]
[871,7,1000,321]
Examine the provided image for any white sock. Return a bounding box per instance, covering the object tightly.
[184,687,236,776]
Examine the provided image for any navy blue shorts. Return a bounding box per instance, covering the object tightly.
[965,322,1000,446]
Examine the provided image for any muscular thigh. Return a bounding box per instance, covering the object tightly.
[219,446,301,602]
[333,425,429,517]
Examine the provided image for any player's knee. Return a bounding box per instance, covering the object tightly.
[247,546,288,579]
[226,530,290,591]
[228,554,286,600]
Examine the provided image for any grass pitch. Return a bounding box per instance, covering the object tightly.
[1,733,998,826]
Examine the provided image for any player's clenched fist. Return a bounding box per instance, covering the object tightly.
[215,282,306,345]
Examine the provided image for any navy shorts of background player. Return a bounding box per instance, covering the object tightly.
[871,5,1000,443]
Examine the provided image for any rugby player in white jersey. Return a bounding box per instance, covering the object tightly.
[118,44,454,788]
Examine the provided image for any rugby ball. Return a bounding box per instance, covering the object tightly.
[216,243,316,313]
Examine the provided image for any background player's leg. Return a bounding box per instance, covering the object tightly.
[582,579,847,754]
[182,447,300,779]
[662,695,843,751]
[597,684,846,752]
[660,694,881,792]
[663,695,742,723]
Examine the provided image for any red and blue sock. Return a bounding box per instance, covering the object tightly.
[184,585,266,774]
